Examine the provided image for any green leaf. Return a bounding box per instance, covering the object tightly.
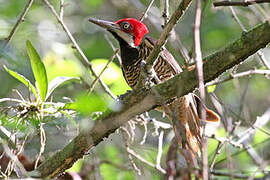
[66,159,82,173]
[207,85,216,93]
[4,65,37,98]
[46,76,80,101]
[0,127,16,149]
[63,93,107,116]
[26,40,48,102]
[100,164,118,180]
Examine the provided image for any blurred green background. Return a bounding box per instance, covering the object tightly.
[1,0,270,179]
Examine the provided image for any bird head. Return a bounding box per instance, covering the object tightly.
[88,17,149,48]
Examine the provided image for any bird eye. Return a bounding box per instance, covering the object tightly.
[120,22,131,31]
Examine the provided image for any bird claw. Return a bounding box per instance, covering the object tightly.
[118,90,133,101]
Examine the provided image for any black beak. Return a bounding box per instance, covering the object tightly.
[88,17,120,31]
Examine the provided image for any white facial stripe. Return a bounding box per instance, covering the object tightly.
[115,29,136,48]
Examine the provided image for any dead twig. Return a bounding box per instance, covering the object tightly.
[42,0,116,100]
[206,69,270,87]
[35,123,46,169]
[156,130,165,172]
[145,0,192,69]
[193,0,208,178]
[231,69,270,78]
[214,0,270,7]
[126,146,166,174]
[104,34,122,64]
[59,0,64,20]
[88,49,119,95]
[140,0,155,22]
[162,0,169,25]
[121,127,142,175]
[4,0,34,45]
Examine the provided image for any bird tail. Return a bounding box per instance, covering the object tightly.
[167,93,220,161]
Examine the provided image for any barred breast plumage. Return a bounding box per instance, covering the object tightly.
[121,36,182,89]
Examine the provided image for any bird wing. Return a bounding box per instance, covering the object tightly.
[143,37,182,82]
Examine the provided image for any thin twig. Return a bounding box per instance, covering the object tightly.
[162,0,170,25]
[208,135,243,149]
[140,0,155,22]
[247,160,270,180]
[121,127,141,175]
[209,142,223,171]
[35,123,46,169]
[214,0,270,7]
[2,143,28,177]
[88,49,119,95]
[126,146,166,174]
[144,0,192,69]
[4,0,34,45]
[138,115,148,145]
[232,69,270,78]
[229,6,270,70]
[229,6,247,31]
[206,69,270,87]
[156,130,165,172]
[59,0,64,20]
[256,50,270,70]
[194,0,208,178]
[104,34,122,64]
[211,170,250,179]
[42,0,116,100]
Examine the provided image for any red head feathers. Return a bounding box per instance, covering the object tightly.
[115,18,149,46]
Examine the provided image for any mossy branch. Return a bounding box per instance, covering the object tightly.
[34,21,270,179]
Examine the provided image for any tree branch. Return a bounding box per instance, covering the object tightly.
[34,21,270,179]
[213,0,270,7]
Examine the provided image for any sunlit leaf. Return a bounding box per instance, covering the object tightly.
[118,172,134,180]
[46,76,80,100]
[207,85,216,93]
[104,145,120,163]
[66,159,82,173]
[91,59,122,84]
[43,53,82,82]
[91,59,130,95]
[0,114,29,132]
[100,164,118,180]
[4,65,37,98]
[63,93,107,116]
[26,40,48,102]
[253,130,269,145]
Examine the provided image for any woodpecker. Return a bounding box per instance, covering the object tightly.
[88,17,220,158]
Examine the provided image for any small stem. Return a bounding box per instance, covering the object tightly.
[88,49,119,96]
[145,0,193,67]
[42,0,116,100]
[194,0,208,178]
[4,0,34,45]
[140,0,155,22]
[213,0,270,7]
[59,0,64,20]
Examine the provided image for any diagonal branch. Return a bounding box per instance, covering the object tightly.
[213,0,270,7]
[33,21,270,179]
[42,0,116,100]
[4,0,34,45]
